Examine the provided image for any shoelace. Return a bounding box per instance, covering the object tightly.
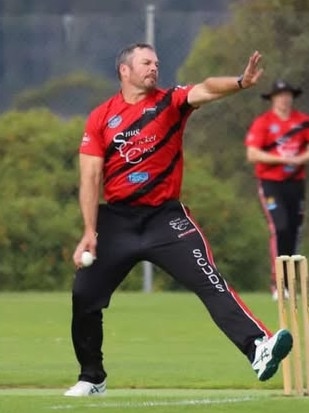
[254,336,267,347]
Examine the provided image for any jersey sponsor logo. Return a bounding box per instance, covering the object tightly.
[113,131,156,164]
[113,131,143,164]
[284,165,296,173]
[263,121,309,152]
[108,115,122,128]
[277,141,299,159]
[143,106,157,114]
[128,172,150,184]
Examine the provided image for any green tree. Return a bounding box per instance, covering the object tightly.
[13,72,117,116]
[177,0,309,282]
[181,152,269,291]
[179,0,309,180]
[0,108,270,291]
[0,109,83,290]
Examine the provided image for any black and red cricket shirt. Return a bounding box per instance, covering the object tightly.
[245,109,309,181]
[79,86,194,206]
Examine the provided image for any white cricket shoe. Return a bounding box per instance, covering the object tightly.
[252,329,293,381]
[272,288,289,301]
[272,289,278,301]
[64,379,106,396]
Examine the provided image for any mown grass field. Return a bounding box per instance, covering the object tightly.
[0,291,308,412]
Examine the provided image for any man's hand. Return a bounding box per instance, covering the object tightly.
[73,230,98,268]
[187,50,264,106]
[241,51,264,89]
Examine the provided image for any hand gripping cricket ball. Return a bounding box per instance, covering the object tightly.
[81,251,95,267]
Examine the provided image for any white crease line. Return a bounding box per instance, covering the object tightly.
[50,396,256,409]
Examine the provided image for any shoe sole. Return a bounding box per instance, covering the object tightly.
[259,330,293,381]
[64,391,106,397]
[64,380,107,397]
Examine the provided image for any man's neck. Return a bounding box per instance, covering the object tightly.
[121,91,147,104]
[121,84,154,104]
[273,107,292,121]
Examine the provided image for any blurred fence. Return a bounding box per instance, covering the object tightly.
[0,7,227,112]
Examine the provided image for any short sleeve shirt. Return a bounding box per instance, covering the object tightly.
[79,86,194,205]
[245,110,309,180]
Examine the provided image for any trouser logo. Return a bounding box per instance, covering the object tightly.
[192,249,225,292]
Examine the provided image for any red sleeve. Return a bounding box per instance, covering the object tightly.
[171,85,194,108]
[303,114,309,143]
[244,115,268,148]
[79,107,106,157]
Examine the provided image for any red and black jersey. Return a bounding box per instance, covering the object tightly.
[245,109,309,181]
[79,86,194,206]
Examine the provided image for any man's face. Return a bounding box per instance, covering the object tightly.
[271,91,294,111]
[121,47,159,90]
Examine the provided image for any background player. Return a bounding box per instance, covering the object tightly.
[245,79,309,300]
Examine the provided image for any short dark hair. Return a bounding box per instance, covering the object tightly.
[115,43,155,80]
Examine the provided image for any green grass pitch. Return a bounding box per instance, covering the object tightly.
[0,291,308,412]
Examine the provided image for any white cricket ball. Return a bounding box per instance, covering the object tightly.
[81,251,94,267]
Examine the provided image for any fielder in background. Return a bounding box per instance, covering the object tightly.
[245,80,309,301]
[65,43,293,397]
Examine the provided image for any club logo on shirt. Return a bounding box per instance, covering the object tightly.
[269,123,280,133]
[113,131,156,164]
[128,172,150,184]
[108,115,122,128]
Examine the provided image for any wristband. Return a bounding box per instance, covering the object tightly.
[237,75,244,89]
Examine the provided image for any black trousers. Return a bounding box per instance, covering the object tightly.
[71,200,270,383]
[258,179,305,288]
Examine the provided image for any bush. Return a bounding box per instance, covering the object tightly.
[181,153,269,291]
[0,109,270,291]
[0,109,83,290]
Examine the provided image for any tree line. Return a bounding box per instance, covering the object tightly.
[1,0,309,291]
[0,109,268,291]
